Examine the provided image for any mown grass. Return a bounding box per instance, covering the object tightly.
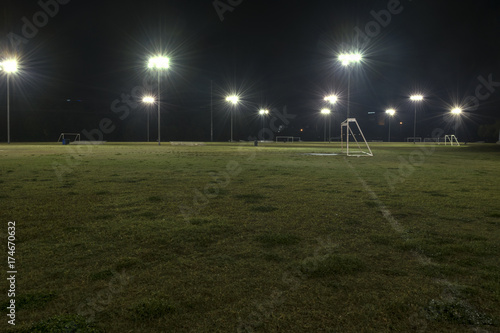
[0,142,499,332]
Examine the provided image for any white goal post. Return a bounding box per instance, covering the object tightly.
[341,118,373,157]
[275,136,301,143]
[444,135,460,146]
[58,133,81,143]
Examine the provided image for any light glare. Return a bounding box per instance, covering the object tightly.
[386,109,396,116]
[410,95,424,101]
[148,56,170,69]
[0,60,18,73]
[321,108,331,115]
[143,96,155,103]
[226,95,239,105]
[259,109,269,115]
[451,108,462,115]
[324,95,338,104]
[338,53,362,66]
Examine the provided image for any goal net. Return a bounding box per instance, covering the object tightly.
[58,133,81,144]
[444,135,460,146]
[275,136,301,143]
[341,118,373,157]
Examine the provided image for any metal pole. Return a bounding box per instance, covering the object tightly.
[147,108,149,142]
[346,67,351,153]
[158,71,161,146]
[230,107,233,143]
[328,113,331,143]
[413,104,416,144]
[324,116,326,142]
[210,80,213,142]
[388,116,391,142]
[7,75,10,144]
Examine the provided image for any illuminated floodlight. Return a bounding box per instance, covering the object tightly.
[386,109,396,116]
[226,95,239,105]
[451,108,462,115]
[338,53,362,66]
[410,95,424,101]
[148,56,169,69]
[259,109,269,115]
[0,59,18,73]
[324,95,338,104]
[321,108,331,114]
[142,96,155,103]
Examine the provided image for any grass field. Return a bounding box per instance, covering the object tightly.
[1,142,499,332]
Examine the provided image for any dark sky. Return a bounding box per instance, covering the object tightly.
[1,0,499,141]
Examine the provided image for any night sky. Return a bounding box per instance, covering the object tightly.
[1,0,499,142]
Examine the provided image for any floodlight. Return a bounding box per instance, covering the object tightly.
[338,53,362,66]
[410,95,424,101]
[1,60,18,73]
[324,95,338,104]
[226,95,239,104]
[321,108,331,114]
[148,56,169,69]
[142,96,155,103]
[451,108,462,115]
[259,109,269,115]
[386,109,396,116]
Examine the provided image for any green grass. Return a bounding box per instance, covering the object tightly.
[0,142,499,332]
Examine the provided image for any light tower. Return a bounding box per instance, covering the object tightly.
[147,56,169,145]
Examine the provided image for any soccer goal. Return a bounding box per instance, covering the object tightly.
[275,136,301,143]
[341,118,373,157]
[57,133,81,144]
[406,137,422,143]
[444,135,460,146]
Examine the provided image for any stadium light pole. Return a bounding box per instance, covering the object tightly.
[385,109,396,142]
[258,109,269,138]
[148,56,169,145]
[1,59,18,144]
[324,95,338,143]
[338,53,362,120]
[142,96,155,142]
[226,95,239,142]
[338,53,362,151]
[410,95,424,144]
[451,107,462,136]
[321,108,331,142]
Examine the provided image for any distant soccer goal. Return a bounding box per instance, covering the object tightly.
[341,118,373,157]
[57,133,80,144]
[275,136,301,143]
[406,137,422,143]
[444,135,460,146]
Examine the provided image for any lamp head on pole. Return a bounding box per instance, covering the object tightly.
[410,95,424,102]
[0,59,18,73]
[321,108,331,115]
[148,56,170,70]
[142,96,155,104]
[226,95,239,105]
[386,109,396,116]
[338,53,362,66]
[451,108,462,115]
[324,95,338,104]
